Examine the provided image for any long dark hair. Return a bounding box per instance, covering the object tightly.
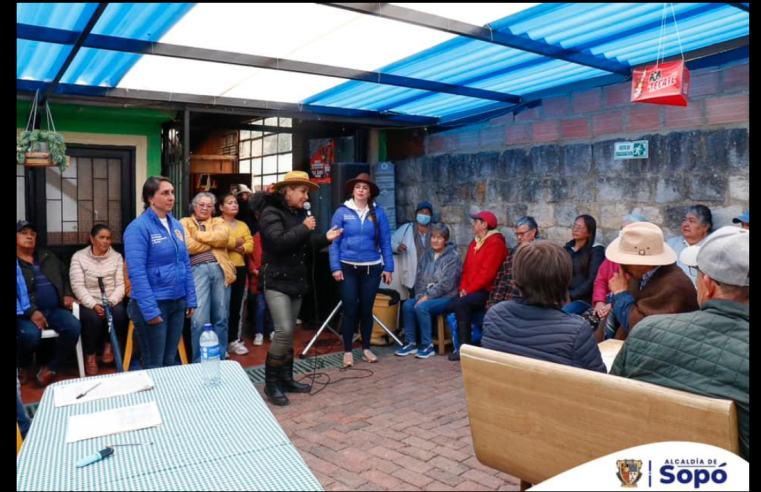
[367,200,380,250]
[574,214,597,276]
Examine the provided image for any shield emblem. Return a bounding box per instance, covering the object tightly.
[616,460,643,488]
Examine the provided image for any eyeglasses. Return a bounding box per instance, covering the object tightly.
[688,266,702,278]
[571,225,587,232]
[196,203,214,210]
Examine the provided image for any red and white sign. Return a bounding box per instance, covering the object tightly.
[631,60,690,107]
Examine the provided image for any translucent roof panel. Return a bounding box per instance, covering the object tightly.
[17,3,100,31]
[306,2,749,118]
[17,40,73,82]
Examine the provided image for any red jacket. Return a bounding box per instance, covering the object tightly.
[247,233,263,294]
[459,233,507,295]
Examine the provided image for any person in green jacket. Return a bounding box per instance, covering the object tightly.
[611,226,749,461]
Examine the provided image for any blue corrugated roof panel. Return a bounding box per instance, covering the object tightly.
[16,3,195,87]
[305,3,748,119]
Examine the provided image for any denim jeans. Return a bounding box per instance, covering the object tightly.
[251,292,274,336]
[340,263,383,352]
[128,298,186,369]
[17,372,30,438]
[403,297,453,347]
[16,309,81,373]
[264,289,302,357]
[562,300,592,315]
[190,263,230,362]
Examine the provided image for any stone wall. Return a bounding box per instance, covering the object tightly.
[394,60,749,252]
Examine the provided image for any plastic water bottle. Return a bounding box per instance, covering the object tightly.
[200,323,221,387]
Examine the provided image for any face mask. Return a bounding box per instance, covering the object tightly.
[416,214,431,226]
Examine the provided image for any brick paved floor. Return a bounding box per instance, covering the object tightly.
[264,353,521,491]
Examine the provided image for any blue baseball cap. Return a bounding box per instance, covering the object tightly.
[416,201,434,214]
[732,210,749,224]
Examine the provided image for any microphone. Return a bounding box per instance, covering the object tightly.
[304,202,312,217]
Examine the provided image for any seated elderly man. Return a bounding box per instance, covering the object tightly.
[16,221,82,387]
[486,216,541,311]
[611,226,749,461]
[600,222,698,341]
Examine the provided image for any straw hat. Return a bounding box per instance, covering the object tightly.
[605,222,677,266]
[271,171,319,192]
[345,173,380,197]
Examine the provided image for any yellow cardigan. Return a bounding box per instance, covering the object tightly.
[225,220,254,268]
[180,216,237,287]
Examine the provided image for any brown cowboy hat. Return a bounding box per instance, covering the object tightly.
[345,173,380,198]
[271,171,319,192]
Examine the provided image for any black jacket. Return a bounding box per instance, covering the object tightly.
[17,248,74,317]
[482,298,606,372]
[564,241,605,304]
[258,193,329,297]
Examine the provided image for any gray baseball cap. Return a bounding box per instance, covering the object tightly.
[679,226,749,287]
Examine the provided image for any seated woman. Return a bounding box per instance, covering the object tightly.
[482,241,606,372]
[69,224,128,375]
[562,214,605,315]
[396,223,462,359]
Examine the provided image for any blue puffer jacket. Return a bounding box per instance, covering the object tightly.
[482,298,606,372]
[329,202,394,273]
[124,208,197,321]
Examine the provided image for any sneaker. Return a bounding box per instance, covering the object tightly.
[447,349,461,361]
[253,334,264,346]
[234,340,249,355]
[395,343,417,357]
[296,318,303,325]
[269,332,275,341]
[416,345,435,359]
[362,349,378,363]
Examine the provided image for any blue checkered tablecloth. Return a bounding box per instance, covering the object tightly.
[17,361,323,491]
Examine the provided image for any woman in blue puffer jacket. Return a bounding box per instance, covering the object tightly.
[329,173,394,368]
[124,177,197,369]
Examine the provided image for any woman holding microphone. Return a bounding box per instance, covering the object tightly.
[253,171,342,406]
[329,173,394,369]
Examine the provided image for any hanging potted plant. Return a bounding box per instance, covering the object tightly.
[16,91,69,172]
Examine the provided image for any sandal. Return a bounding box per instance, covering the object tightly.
[342,352,354,368]
[362,349,378,363]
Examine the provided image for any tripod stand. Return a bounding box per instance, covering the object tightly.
[300,301,403,358]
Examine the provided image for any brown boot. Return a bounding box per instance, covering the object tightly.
[36,367,56,387]
[102,344,115,364]
[85,355,99,375]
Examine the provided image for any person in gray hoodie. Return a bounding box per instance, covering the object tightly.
[396,223,462,359]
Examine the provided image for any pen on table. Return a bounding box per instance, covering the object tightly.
[76,382,102,400]
[76,443,153,468]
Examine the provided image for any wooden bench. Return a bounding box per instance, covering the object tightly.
[460,345,739,490]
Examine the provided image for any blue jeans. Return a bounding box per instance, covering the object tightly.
[17,372,30,438]
[252,292,274,336]
[403,297,453,347]
[340,263,383,352]
[16,309,81,373]
[562,300,592,315]
[190,263,230,363]
[128,298,186,369]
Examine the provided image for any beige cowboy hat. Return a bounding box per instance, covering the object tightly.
[605,222,677,266]
[271,171,319,192]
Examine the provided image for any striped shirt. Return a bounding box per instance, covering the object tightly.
[190,224,218,267]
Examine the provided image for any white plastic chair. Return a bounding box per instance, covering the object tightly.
[40,302,85,378]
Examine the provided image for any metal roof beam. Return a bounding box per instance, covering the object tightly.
[727,4,749,13]
[17,80,439,127]
[39,3,109,105]
[17,23,521,104]
[321,3,631,75]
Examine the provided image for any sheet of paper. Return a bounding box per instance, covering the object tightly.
[598,340,624,373]
[66,401,162,444]
[54,372,155,408]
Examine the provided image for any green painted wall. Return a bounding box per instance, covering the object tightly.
[17,101,174,176]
